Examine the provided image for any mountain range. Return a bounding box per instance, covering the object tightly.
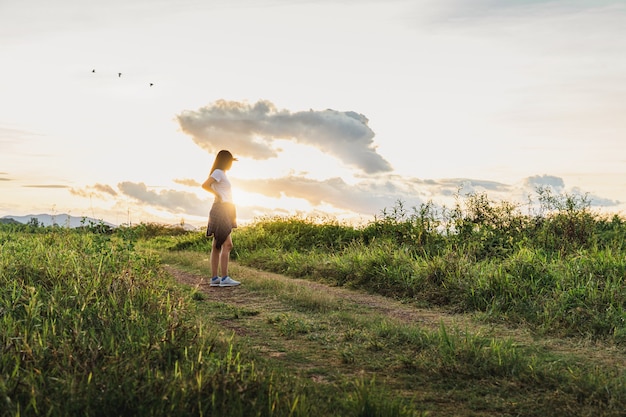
[0,214,116,228]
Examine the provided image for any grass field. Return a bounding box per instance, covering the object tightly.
[2,191,626,416]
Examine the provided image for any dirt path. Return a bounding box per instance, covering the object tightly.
[163,263,475,331]
[162,262,626,370]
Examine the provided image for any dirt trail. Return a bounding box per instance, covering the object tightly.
[163,263,472,331]
[162,262,626,370]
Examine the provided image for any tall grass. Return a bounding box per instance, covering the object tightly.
[1,227,420,416]
[156,248,626,415]
[159,190,626,342]
[0,229,295,416]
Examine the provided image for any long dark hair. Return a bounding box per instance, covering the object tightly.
[210,150,235,174]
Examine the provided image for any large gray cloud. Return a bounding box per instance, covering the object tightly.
[176,99,392,174]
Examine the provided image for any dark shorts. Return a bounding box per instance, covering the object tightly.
[206,202,237,249]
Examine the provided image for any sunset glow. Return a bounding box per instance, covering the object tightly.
[2,0,625,227]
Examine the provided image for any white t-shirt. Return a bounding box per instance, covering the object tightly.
[210,169,233,203]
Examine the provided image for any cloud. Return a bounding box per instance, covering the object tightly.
[514,175,621,209]
[23,184,69,189]
[66,173,620,226]
[582,192,621,208]
[118,181,207,216]
[111,175,522,221]
[174,178,201,187]
[94,183,118,196]
[434,178,513,196]
[236,175,407,214]
[176,99,392,174]
[523,174,565,192]
[70,183,118,198]
[235,175,518,216]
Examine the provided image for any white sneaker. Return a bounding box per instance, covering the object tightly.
[219,276,241,287]
[210,277,221,287]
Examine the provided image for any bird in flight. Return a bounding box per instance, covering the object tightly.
[90,69,155,87]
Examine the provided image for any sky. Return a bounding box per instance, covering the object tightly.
[1,0,625,227]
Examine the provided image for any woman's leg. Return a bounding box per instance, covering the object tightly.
[219,234,233,277]
[210,238,220,277]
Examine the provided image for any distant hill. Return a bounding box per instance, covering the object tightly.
[1,214,116,228]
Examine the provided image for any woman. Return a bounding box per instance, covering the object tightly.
[202,150,240,287]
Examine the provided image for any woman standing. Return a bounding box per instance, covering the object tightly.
[202,150,240,287]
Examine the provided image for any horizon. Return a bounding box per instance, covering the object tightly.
[4,185,624,231]
[2,0,625,226]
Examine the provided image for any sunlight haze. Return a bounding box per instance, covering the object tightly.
[1,0,625,227]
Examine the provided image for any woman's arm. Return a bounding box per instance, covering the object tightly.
[202,177,221,201]
[201,176,215,192]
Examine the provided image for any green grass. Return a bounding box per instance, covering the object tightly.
[158,191,625,343]
[3,190,626,416]
[156,257,626,416]
[3,231,222,415]
[0,228,418,417]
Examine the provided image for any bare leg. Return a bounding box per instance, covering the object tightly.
[219,234,233,277]
[210,239,220,277]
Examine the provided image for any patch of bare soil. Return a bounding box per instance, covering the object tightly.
[162,263,626,370]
